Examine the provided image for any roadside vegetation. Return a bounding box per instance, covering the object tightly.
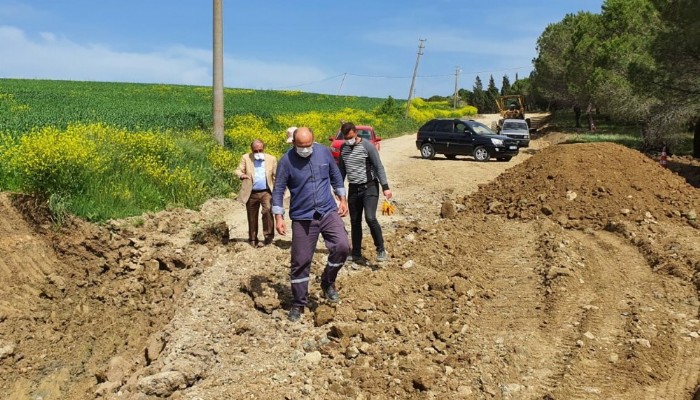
[2,0,696,222]
[529,0,699,157]
[547,110,694,155]
[0,79,474,221]
[439,0,697,158]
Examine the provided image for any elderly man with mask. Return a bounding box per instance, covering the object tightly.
[235,139,277,247]
[272,127,350,322]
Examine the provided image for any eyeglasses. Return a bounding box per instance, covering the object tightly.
[253,149,264,153]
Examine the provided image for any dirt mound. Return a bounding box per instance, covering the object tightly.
[173,137,699,400]
[460,141,699,294]
[2,132,699,400]
[462,142,699,230]
[0,194,219,399]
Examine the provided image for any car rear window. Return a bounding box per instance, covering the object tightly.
[466,121,496,135]
[419,121,436,131]
[335,129,373,140]
[357,130,372,140]
[503,121,528,130]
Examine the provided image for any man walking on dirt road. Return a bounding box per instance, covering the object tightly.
[272,127,350,322]
[235,139,277,247]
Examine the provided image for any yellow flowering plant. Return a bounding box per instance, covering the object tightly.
[4,125,104,196]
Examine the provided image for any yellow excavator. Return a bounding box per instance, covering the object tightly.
[494,95,529,132]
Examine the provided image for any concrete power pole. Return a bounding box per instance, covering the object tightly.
[338,73,347,95]
[453,66,461,110]
[212,0,224,146]
[404,38,426,119]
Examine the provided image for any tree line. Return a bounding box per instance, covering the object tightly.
[426,0,698,157]
[530,0,699,156]
[426,73,534,115]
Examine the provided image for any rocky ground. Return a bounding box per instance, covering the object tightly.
[1,114,699,400]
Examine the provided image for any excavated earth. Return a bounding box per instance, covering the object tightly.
[1,115,699,400]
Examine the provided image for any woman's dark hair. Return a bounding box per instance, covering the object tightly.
[340,122,356,136]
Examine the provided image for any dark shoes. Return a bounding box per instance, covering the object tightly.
[288,306,303,322]
[321,284,340,303]
[249,239,271,247]
[349,254,368,264]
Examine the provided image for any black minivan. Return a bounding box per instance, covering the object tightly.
[415,118,519,161]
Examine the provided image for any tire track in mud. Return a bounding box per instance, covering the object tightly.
[639,342,700,400]
[0,196,52,278]
[538,228,699,399]
[452,219,552,399]
[0,194,59,317]
[514,220,601,400]
[586,230,700,400]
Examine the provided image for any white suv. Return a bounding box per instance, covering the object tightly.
[499,119,530,147]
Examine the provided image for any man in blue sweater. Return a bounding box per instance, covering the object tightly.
[272,127,350,322]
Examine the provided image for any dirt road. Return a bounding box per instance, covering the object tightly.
[0,114,698,399]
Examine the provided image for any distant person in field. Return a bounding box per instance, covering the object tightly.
[285,126,297,146]
[337,122,392,263]
[235,139,277,247]
[272,127,350,322]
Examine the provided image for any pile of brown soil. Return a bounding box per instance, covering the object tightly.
[0,194,212,399]
[2,134,698,400]
[462,142,699,230]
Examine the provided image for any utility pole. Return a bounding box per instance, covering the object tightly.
[212,0,224,146]
[404,38,426,119]
[338,73,347,95]
[453,66,461,110]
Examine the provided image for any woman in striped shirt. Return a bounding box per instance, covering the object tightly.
[338,122,393,263]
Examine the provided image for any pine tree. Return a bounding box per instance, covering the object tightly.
[472,76,486,113]
[485,75,499,113]
[501,75,512,96]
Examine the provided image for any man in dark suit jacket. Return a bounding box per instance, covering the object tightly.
[235,139,277,246]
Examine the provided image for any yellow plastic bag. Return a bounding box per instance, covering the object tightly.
[381,199,396,216]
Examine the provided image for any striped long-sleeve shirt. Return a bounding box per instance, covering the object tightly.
[338,139,390,191]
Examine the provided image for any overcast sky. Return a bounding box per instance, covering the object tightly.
[0,0,603,99]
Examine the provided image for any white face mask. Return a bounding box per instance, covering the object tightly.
[253,153,265,161]
[296,146,313,158]
[345,137,356,146]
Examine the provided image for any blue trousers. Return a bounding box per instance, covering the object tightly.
[289,212,349,307]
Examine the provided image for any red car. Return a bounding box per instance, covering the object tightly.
[328,125,381,162]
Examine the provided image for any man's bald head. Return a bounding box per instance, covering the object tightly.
[293,127,314,147]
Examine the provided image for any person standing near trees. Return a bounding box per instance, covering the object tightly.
[235,139,277,247]
[272,127,350,322]
[337,122,392,263]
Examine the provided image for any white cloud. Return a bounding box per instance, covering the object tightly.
[0,25,329,91]
[39,31,56,42]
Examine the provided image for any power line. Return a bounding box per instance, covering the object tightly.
[274,66,531,89]
[345,72,452,79]
[274,73,346,89]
